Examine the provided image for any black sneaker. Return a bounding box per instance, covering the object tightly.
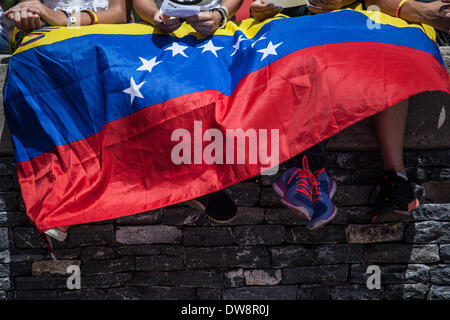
[185,190,237,224]
[374,170,419,220]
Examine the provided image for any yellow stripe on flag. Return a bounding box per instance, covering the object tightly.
[13,5,436,55]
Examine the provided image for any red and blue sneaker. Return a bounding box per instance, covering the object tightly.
[273,156,320,221]
[273,167,300,198]
[306,170,338,230]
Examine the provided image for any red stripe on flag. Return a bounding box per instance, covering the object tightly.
[16,42,450,231]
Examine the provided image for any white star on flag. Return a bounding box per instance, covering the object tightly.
[230,35,249,56]
[257,41,283,61]
[137,57,162,73]
[123,77,145,104]
[251,33,267,48]
[198,40,224,58]
[164,42,189,58]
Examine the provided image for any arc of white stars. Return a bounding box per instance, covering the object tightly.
[137,56,162,73]
[164,42,189,58]
[123,77,145,105]
[198,40,224,58]
[257,41,283,61]
[251,33,267,48]
[230,35,249,56]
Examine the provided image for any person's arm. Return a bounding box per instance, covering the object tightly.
[133,0,183,33]
[222,0,245,18]
[249,0,357,21]
[365,0,450,33]
[185,0,244,35]
[96,0,129,24]
[6,0,128,31]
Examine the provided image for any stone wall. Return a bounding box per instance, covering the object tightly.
[0,49,449,300]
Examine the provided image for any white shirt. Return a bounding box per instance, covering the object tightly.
[41,0,110,12]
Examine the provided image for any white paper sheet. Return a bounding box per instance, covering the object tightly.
[160,0,201,17]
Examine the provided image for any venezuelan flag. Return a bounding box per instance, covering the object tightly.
[3,7,449,232]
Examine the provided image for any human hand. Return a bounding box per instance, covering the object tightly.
[5,0,45,31]
[185,11,222,35]
[420,0,450,33]
[250,0,283,21]
[5,0,69,29]
[308,0,356,14]
[152,11,183,33]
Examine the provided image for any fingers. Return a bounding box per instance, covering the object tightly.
[21,9,35,30]
[251,7,282,21]
[152,11,182,32]
[308,0,340,10]
[185,12,221,35]
[190,24,214,35]
[7,7,43,30]
[308,0,325,7]
[165,17,183,26]
[427,7,450,33]
[309,0,329,5]
[28,12,39,30]
[31,13,42,29]
[307,4,332,14]
[250,0,282,20]
[154,15,182,33]
[152,11,165,25]
[15,10,23,29]
[154,12,178,25]
[185,12,214,23]
[185,14,199,23]
[6,1,42,16]
[251,0,271,10]
[189,20,215,35]
[251,4,282,12]
[445,12,450,33]
[159,21,182,33]
[25,11,34,30]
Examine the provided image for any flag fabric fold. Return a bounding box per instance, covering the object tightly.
[3,8,449,231]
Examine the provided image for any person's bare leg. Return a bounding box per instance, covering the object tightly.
[372,99,419,221]
[373,99,408,175]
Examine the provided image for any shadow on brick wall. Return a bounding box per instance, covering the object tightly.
[1,148,449,300]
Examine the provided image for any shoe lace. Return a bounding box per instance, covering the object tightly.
[287,155,321,202]
[312,168,325,203]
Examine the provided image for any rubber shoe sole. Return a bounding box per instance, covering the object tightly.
[280,197,312,221]
[307,206,338,230]
[43,227,67,242]
[393,198,420,215]
[372,198,420,222]
[326,179,337,200]
[183,200,206,212]
[207,215,238,224]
